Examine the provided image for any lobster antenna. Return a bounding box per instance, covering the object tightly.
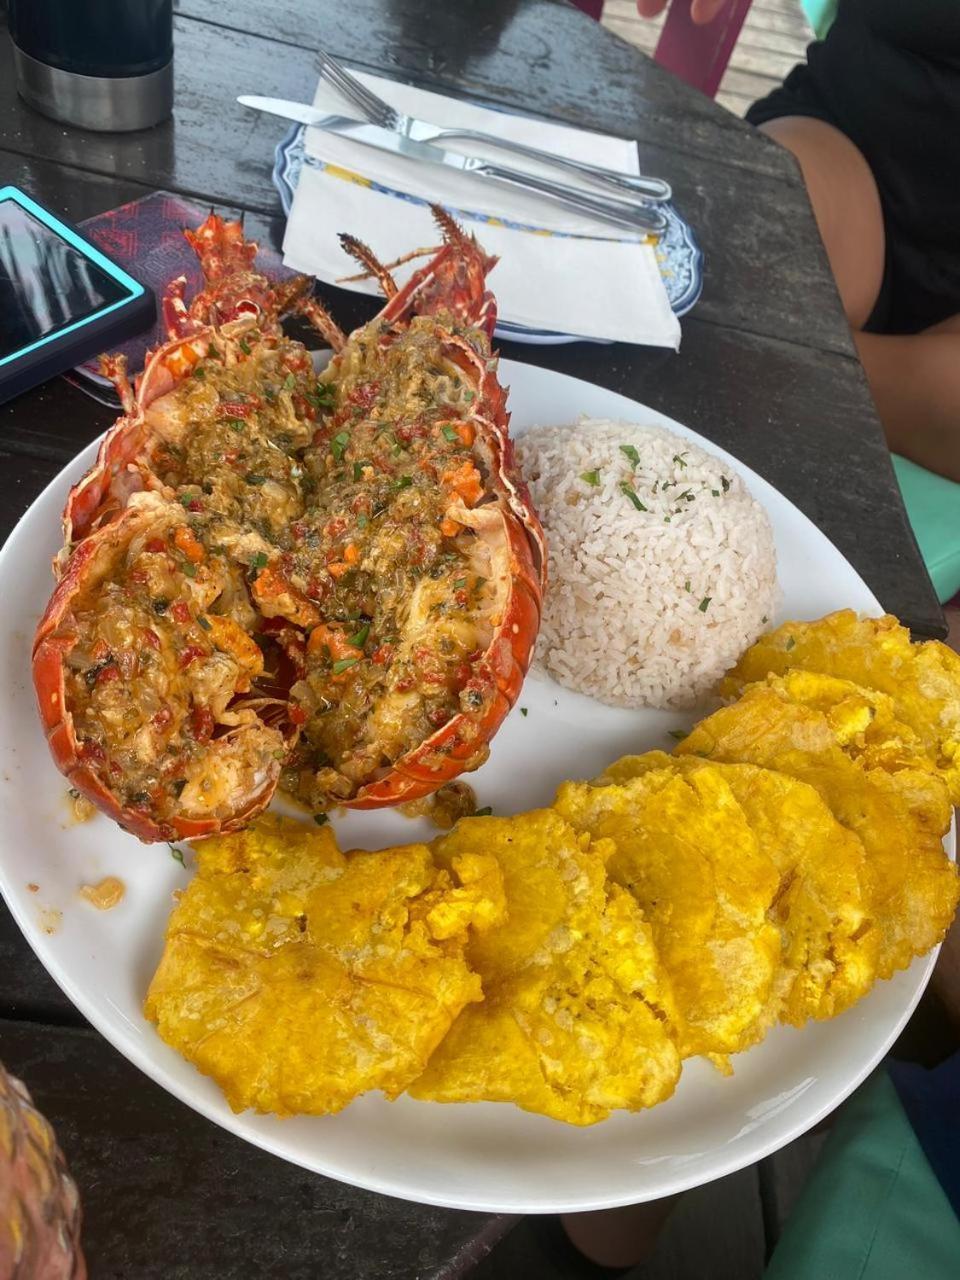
[430,204,467,246]
[338,233,398,298]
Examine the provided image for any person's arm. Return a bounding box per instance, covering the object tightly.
[636,0,729,22]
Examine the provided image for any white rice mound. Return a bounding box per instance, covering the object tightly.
[516,419,779,710]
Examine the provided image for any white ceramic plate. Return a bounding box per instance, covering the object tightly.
[0,360,947,1214]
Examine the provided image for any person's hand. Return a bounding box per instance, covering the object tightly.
[636,0,730,23]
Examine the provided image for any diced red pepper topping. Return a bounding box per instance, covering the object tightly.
[217,399,258,419]
[145,538,167,554]
[347,380,381,409]
[95,664,121,687]
[152,707,173,732]
[78,740,105,764]
[453,662,473,689]
[143,629,161,651]
[190,706,215,742]
[179,645,206,671]
[171,602,191,625]
[288,704,308,727]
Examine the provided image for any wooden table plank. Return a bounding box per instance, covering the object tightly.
[176,0,796,175]
[0,1019,515,1280]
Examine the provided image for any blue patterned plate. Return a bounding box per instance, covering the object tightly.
[272,124,703,345]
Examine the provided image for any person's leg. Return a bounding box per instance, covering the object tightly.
[759,117,960,481]
[854,325,960,481]
[759,116,886,329]
[560,1195,680,1269]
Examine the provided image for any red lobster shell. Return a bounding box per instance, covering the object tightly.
[33,210,545,840]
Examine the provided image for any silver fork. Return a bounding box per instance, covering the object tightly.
[316,48,672,203]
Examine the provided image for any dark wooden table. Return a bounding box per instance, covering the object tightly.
[0,2,944,1276]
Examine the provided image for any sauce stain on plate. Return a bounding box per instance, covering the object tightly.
[80,877,125,911]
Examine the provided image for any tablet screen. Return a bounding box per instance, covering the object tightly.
[0,199,130,360]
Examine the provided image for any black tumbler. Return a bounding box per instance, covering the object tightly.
[9,0,173,132]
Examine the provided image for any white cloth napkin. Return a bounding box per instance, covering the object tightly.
[281,71,681,348]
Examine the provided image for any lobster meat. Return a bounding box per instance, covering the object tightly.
[33,209,545,841]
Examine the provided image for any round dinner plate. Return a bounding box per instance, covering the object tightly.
[0,360,948,1215]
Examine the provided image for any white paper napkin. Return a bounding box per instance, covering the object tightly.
[281,71,681,348]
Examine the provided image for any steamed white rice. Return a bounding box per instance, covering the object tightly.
[516,419,779,710]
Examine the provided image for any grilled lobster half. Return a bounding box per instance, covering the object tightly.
[33,210,545,842]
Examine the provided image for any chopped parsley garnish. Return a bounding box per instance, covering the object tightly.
[331,431,351,463]
[305,384,336,411]
[711,489,720,497]
[238,338,251,355]
[619,481,647,511]
[453,577,467,590]
[249,551,269,571]
[192,365,205,379]
[332,656,359,675]
[474,806,493,817]
[580,469,601,486]
[197,615,211,631]
[392,474,413,490]
[244,473,267,485]
[785,636,796,651]
[228,419,245,433]
[761,615,768,624]
[684,580,691,592]
[520,707,528,717]
[463,390,475,403]
[348,623,370,648]
[698,596,712,612]
[356,514,368,528]
[667,729,687,741]
[182,562,197,578]
[283,372,296,391]
[168,845,186,867]
[620,444,640,466]
[353,459,370,481]
[313,813,329,826]
[442,424,459,443]
[207,343,220,360]
[721,476,731,492]
[178,493,195,508]
[673,452,688,468]
[677,489,694,502]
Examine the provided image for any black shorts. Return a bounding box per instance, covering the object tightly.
[746,0,960,335]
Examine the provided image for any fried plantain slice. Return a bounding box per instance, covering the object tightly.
[599,752,878,1026]
[722,611,960,802]
[145,814,504,1116]
[409,810,681,1125]
[556,766,782,1059]
[680,687,959,980]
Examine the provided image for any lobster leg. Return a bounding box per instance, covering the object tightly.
[297,296,347,352]
[339,234,399,299]
[98,354,135,415]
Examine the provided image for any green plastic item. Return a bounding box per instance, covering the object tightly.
[765,1070,960,1280]
[893,454,960,603]
[801,0,838,40]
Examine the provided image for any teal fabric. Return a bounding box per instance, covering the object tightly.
[800,0,838,40]
[892,454,960,603]
[765,1070,960,1280]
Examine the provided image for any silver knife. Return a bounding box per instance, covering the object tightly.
[239,98,666,235]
